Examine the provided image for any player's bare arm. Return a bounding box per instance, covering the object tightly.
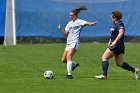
[110,29,124,46]
[58,24,68,36]
[84,22,97,26]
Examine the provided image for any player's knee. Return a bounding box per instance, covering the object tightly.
[61,58,67,63]
[116,62,122,67]
[62,60,67,63]
[102,56,107,61]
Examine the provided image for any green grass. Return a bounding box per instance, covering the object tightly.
[0,44,140,93]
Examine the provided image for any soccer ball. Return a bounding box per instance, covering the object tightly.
[44,70,54,79]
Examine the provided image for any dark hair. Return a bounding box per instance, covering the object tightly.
[71,6,88,16]
[112,10,122,20]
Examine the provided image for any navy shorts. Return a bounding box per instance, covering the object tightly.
[108,42,125,55]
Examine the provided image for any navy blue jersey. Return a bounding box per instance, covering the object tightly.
[108,20,125,55]
[110,20,125,42]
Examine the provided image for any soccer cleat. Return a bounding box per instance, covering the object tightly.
[72,63,79,71]
[134,68,139,80]
[65,75,73,79]
[95,75,108,80]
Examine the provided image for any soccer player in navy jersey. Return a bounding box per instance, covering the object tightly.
[95,10,139,80]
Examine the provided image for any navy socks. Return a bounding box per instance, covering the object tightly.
[122,62,135,72]
[102,61,109,76]
[102,61,135,76]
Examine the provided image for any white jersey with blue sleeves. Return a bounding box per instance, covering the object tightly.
[65,19,88,44]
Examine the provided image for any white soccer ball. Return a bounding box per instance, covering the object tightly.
[44,70,54,79]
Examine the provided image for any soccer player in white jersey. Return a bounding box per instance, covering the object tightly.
[58,6,97,79]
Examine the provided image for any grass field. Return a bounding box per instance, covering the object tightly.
[0,44,140,93]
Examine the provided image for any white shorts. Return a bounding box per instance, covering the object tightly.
[65,43,80,51]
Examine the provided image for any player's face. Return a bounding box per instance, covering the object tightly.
[111,16,116,23]
[69,12,77,21]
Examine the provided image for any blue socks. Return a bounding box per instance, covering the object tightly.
[102,61,109,76]
[122,62,135,72]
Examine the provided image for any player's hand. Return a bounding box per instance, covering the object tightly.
[108,42,110,46]
[110,41,116,46]
[90,22,97,26]
[93,22,97,25]
[58,24,62,30]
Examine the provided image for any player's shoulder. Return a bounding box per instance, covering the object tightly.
[116,20,125,29]
[76,19,86,22]
[76,19,88,25]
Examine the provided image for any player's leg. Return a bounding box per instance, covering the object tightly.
[102,48,114,77]
[115,54,135,71]
[61,50,68,63]
[65,48,75,79]
[62,44,70,63]
[67,43,79,71]
[95,48,113,79]
[115,54,139,79]
[114,54,124,67]
[62,48,79,70]
[114,53,123,67]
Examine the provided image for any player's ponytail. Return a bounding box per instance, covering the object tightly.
[71,6,88,16]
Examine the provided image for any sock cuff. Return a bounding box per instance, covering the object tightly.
[72,61,76,63]
[102,61,109,63]
[67,61,72,64]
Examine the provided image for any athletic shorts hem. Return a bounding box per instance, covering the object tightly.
[65,43,80,51]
